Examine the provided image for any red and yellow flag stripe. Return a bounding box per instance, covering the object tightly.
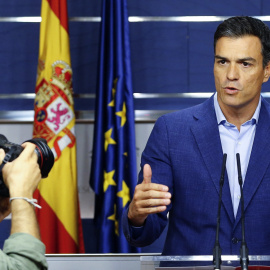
[33,0,84,253]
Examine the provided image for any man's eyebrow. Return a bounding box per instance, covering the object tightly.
[237,57,256,63]
[215,55,256,62]
[215,55,226,60]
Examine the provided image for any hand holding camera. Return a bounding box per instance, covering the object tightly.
[0,135,55,197]
[2,143,41,198]
[0,141,54,240]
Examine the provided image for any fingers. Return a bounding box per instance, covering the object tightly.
[20,143,37,161]
[140,182,169,192]
[137,188,170,199]
[142,164,168,191]
[132,196,171,212]
[0,143,36,167]
[0,149,5,164]
[143,164,152,184]
[133,184,171,208]
[128,185,171,226]
[128,164,171,226]
[2,143,41,197]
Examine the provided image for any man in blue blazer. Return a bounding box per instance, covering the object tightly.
[122,16,270,262]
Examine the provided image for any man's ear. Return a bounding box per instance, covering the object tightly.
[263,63,270,82]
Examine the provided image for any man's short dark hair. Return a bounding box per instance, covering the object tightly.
[214,16,270,67]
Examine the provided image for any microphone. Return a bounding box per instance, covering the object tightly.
[236,153,249,270]
[213,153,227,270]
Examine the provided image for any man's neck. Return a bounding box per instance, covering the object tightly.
[217,99,259,131]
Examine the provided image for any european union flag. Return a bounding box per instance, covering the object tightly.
[90,0,140,253]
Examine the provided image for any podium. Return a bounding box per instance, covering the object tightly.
[140,255,270,270]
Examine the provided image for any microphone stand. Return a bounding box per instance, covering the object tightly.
[236,153,249,270]
[213,153,227,270]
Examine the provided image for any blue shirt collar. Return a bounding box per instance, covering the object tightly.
[213,92,261,126]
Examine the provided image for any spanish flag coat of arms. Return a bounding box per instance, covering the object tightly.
[33,0,84,253]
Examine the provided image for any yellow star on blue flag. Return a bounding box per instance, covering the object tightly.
[117,180,130,207]
[107,204,119,236]
[90,0,140,253]
[104,170,116,192]
[116,102,126,127]
[104,128,116,151]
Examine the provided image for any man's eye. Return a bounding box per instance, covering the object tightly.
[242,62,250,67]
[219,60,226,64]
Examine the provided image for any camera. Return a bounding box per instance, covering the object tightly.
[0,134,55,197]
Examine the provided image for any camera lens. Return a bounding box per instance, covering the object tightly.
[24,138,55,178]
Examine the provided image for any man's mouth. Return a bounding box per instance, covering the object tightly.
[224,87,239,94]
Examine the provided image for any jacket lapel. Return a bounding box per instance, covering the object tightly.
[191,95,235,224]
[234,98,270,228]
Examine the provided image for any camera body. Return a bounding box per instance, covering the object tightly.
[0,134,55,197]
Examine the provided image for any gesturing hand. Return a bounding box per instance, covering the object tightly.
[128,164,171,227]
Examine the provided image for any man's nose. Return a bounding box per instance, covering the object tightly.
[226,64,239,80]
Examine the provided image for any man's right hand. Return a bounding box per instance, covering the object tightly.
[2,142,41,198]
[128,164,171,227]
[0,142,42,239]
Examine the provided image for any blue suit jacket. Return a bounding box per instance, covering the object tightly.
[123,95,270,258]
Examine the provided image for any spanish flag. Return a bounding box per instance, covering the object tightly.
[33,0,85,253]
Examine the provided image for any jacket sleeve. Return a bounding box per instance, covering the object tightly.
[0,233,48,270]
[122,116,173,247]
